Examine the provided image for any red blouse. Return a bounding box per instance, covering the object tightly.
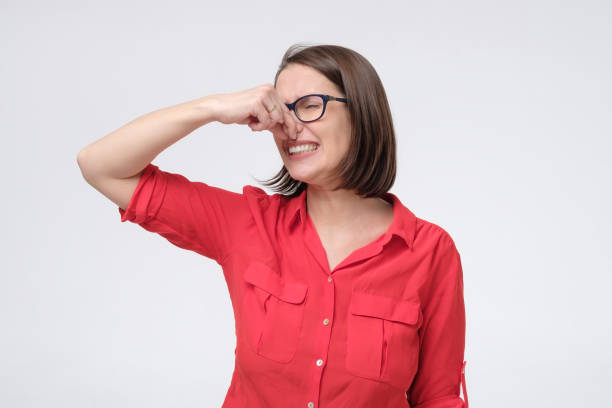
[118,163,469,408]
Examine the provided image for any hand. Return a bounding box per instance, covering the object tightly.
[208,84,301,139]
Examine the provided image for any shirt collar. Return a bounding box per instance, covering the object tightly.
[284,188,416,249]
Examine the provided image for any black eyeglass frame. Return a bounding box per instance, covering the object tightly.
[285,94,348,123]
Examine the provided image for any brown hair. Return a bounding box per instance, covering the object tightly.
[254,43,397,199]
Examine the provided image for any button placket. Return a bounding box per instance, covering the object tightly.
[307,273,335,408]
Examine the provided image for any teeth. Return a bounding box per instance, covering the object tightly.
[289,144,319,155]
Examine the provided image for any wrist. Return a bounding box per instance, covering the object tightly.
[191,95,219,126]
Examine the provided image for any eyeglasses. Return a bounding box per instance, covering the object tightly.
[285,94,348,123]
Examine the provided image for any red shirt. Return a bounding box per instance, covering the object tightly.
[118,163,469,408]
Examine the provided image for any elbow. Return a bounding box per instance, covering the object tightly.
[76,148,96,182]
[76,148,88,171]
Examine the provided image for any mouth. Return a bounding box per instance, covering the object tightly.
[287,143,320,158]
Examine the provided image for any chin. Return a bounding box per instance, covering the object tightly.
[286,169,316,184]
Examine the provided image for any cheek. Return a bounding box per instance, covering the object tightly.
[333,124,351,155]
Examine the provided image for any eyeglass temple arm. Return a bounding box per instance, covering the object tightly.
[328,95,348,103]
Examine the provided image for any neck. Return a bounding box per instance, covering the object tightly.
[305,184,390,227]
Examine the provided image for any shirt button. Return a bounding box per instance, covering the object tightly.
[316,359,324,366]
[307,402,314,408]
[327,276,332,282]
[323,318,330,325]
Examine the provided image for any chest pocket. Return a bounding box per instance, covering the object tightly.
[346,289,423,390]
[241,260,309,363]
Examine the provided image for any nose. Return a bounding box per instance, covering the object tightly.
[292,123,304,140]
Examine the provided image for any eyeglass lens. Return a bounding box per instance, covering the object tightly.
[295,95,324,122]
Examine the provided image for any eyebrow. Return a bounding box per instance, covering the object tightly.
[285,93,319,104]
[287,95,302,103]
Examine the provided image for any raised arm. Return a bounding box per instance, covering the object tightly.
[77,96,218,210]
[76,84,299,211]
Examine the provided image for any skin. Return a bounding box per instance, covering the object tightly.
[272,63,393,266]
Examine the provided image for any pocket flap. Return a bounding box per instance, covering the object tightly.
[244,261,308,304]
[350,290,420,325]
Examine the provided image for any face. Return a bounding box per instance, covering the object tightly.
[273,63,351,189]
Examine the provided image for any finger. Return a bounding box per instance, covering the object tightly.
[266,108,291,139]
[253,103,272,131]
[263,97,284,126]
[268,107,283,130]
[270,90,297,138]
[262,100,283,131]
[282,109,296,139]
[269,121,285,139]
[279,122,291,141]
[287,107,299,139]
[268,91,292,130]
[273,96,294,138]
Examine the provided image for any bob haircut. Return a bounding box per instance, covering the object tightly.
[255,43,397,199]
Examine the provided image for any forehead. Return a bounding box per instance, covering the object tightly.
[276,63,341,103]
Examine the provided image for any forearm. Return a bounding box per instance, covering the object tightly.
[77,95,217,180]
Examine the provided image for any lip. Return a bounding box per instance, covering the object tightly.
[287,144,320,160]
[285,140,320,155]
[285,140,319,149]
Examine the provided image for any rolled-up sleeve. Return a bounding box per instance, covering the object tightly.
[118,163,249,265]
[408,235,469,408]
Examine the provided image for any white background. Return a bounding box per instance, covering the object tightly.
[2,0,611,406]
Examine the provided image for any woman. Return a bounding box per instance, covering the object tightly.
[77,43,469,408]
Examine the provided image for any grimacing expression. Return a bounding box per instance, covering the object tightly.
[273,63,351,188]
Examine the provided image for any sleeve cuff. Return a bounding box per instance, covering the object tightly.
[117,163,166,224]
[412,361,469,408]
[413,396,465,408]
